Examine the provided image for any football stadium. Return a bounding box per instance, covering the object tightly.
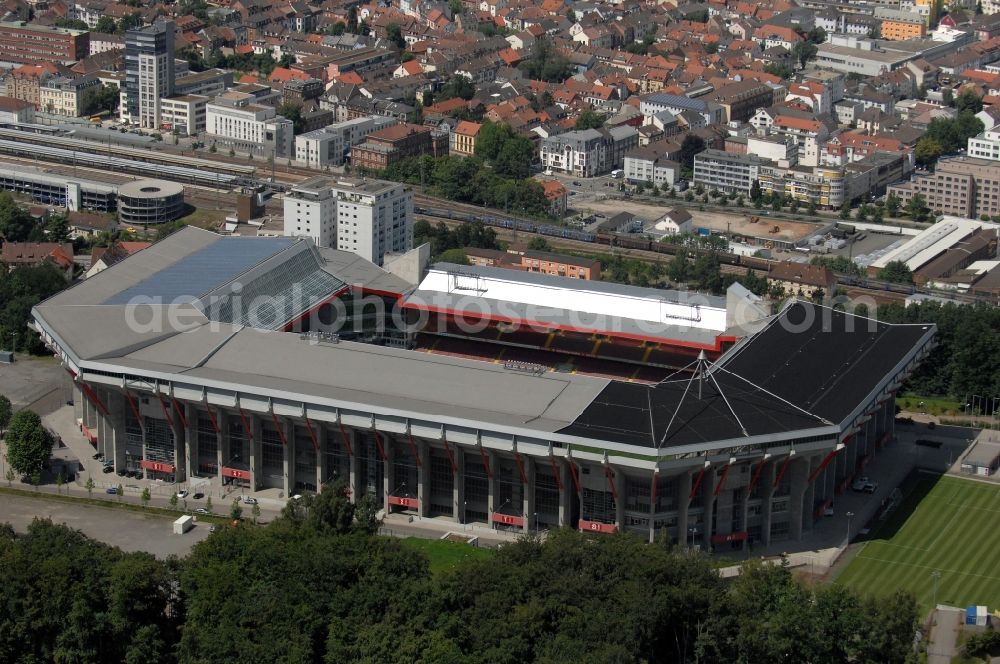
[31,227,936,548]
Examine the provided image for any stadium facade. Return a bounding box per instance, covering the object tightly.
[32,227,935,548]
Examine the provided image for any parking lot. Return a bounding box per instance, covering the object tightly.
[0,355,69,411]
[0,492,211,558]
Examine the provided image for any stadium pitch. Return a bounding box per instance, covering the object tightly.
[835,472,1000,614]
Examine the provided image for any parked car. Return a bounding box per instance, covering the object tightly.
[106,487,118,495]
[242,496,258,505]
[852,477,878,493]
[193,492,204,500]
[117,469,127,477]
[92,452,103,460]
[102,466,114,474]
[195,508,209,515]
[208,525,217,533]
[176,490,189,499]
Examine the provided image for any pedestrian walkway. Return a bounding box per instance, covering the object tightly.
[927,606,964,663]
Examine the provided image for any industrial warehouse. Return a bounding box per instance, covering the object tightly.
[31,227,935,549]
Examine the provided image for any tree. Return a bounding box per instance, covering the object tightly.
[141,487,151,509]
[387,23,406,49]
[230,498,243,521]
[5,468,13,487]
[437,248,468,264]
[915,136,944,168]
[117,12,143,34]
[955,89,984,114]
[764,63,794,79]
[85,476,95,498]
[807,26,827,44]
[749,179,762,202]
[878,260,914,284]
[905,192,930,221]
[5,410,52,479]
[94,16,117,34]
[492,135,534,179]
[55,472,64,494]
[678,134,705,172]
[277,102,305,134]
[353,494,382,534]
[436,76,476,102]
[528,237,552,251]
[574,108,605,130]
[885,192,901,217]
[205,496,213,513]
[518,37,572,82]
[475,121,515,160]
[251,503,261,524]
[116,483,123,502]
[792,40,818,68]
[0,394,11,434]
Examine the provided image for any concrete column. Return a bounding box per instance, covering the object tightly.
[347,428,358,503]
[558,458,573,527]
[107,390,127,473]
[184,404,197,481]
[761,461,776,546]
[249,414,261,492]
[487,450,498,524]
[382,433,393,510]
[170,399,185,483]
[73,382,83,423]
[454,445,465,523]
[702,469,716,550]
[523,457,535,533]
[648,473,657,544]
[216,409,227,482]
[789,457,809,540]
[677,471,692,548]
[614,466,625,529]
[283,417,295,496]
[418,438,430,518]
[316,422,325,489]
[740,483,750,552]
[802,456,817,532]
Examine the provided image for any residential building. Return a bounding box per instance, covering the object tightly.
[5,64,59,109]
[159,95,209,135]
[758,164,849,209]
[693,149,766,195]
[465,247,602,280]
[0,96,34,123]
[206,85,295,158]
[539,126,639,178]
[639,92,725,126]
[1,242,74,278]
[351,123,445,171]
[767,262,837,299]
[652,208,694,236]
[0,22,89,65]
[708,81,775,123]
[540,179,568,217]
[623,144,682,187]
[888,157,1000,219]
[124,21,175,129]
[283,176,338,248]
[450,120,482,157]
[39,75,100,117]
[283,176,412,265]
[295,116,397,169]
[967,113,1000,161]
[174,68,233,98]
[875,8,927,41]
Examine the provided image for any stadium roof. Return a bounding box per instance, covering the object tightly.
[32,232,936,458]
[403,264,738,348]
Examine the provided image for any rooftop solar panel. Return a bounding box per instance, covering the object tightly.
[103,237,297,305]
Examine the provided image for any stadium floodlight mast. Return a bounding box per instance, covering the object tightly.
[931,569,941,609]
[845,511,854,547]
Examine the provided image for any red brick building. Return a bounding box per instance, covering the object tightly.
[0,23,89,65]
[465,247,602,280]
[351,123,444,171]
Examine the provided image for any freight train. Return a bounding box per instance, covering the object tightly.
[414,205,774,271]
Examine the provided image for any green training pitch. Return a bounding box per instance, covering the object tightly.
[400,537,493,577]
[835,472,1000,614]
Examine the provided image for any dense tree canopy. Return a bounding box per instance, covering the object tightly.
[413,218,499,259]
[876,301,1000,399]
[574,108,606,130]
[4,410,52,479]
[877,260,914,285]
[518,37,572,82]
[0,518,922,664]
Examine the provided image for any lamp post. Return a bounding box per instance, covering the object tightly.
[846,511,854,546]
[931,569,941,608]
[533,511,538,534]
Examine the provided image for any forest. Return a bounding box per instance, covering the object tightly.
[0,489,921,664]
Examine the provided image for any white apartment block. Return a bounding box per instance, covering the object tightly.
[284,177,338,248]
[283,177,413,265]
[159,95,208,136]
[206,87,294,158]
[968,129,1000,162]
[295,115,397,169]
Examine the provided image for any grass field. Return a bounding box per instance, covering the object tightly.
[400,537,493,577]
[835,472,1000,614]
